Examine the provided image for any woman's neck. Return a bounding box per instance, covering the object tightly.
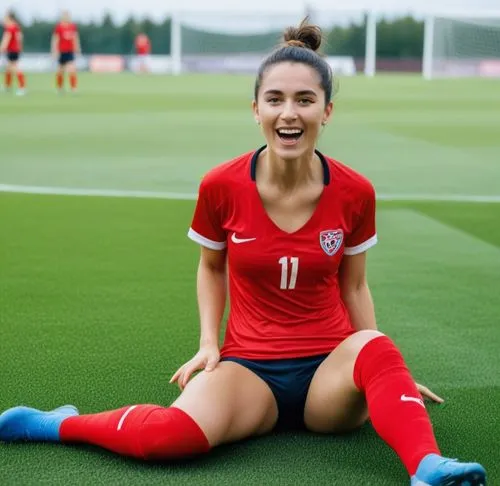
[259,148,322,193]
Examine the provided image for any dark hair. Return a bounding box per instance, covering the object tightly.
[6,10,18,22]
[254,18,335,105]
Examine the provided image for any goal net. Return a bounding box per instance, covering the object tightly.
[423,13,500,79]
[170,11,360,76]
[171,13,302,74]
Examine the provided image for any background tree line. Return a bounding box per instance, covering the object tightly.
[10,14,424,58]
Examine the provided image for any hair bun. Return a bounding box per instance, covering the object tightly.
[286,39,307,48]
[283,18,323,52]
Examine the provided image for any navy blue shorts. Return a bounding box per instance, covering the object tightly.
[6,52,20,62]
[222,354,329,430]
[59,52,75,65]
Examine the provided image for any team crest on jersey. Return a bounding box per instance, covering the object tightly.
[319,229,344,256]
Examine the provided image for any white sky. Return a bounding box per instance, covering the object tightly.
[9,0,500,23]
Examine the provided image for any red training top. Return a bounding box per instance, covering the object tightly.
[6,23,22,52]
[135,34,151,55]
[54,22,78,52]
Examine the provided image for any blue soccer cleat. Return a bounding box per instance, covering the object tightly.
[411,453,486,485]
[0,405,79,443]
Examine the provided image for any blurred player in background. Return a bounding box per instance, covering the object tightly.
[0,10,26,95]
[134,32,151,73]
[51,10,81,93]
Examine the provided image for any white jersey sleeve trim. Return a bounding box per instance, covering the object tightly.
[344,234,378,255]
[187,228,226,250]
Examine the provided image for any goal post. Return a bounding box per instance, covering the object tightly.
[423,10,500,79]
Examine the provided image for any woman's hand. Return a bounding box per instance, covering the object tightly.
[169,345,221,391]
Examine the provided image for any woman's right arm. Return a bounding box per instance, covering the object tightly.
[0,32,11,53]
[170,246,227,390]
[197,246,227,349]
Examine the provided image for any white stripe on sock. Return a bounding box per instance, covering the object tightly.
[117,405,138,431]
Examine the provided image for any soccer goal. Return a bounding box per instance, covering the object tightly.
[423,11,500,79]
[169,10,371,77]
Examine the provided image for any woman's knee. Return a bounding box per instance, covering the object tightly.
[344,330,385,358]
[138,407,211,460]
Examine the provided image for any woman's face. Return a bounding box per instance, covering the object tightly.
[253,61,332,161]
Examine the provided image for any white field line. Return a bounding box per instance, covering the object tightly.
[0,184,197,200]
[0,184,499,203]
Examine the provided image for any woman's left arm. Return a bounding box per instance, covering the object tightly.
[339,252,377,331]
[339,253,444,404]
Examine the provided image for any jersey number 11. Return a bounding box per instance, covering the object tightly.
[279,257,299,290]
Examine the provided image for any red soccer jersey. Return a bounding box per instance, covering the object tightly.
[6,23,22,52]
[188,147,378,360]
[135,34,151,55]
[54,22,77,52]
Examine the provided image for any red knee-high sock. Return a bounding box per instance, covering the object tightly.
[353,336,440,475]
[5,71,12,88]
[56,72,64,89]
[17,72,25,89]
[60,405,210,460]
[69,73,77,89]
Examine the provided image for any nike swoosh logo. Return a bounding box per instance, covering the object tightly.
[117,405,138,430]
[231,233,256,244]
[400,394,425,408]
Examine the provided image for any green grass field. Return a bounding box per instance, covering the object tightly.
[1,73,499,485]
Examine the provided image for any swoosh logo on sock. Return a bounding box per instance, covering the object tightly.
[117,405,138,431]
[400,394,425,408]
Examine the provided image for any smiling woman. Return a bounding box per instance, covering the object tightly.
[0,17,487,486]
[252,61,331,189]
[253,22,333,156]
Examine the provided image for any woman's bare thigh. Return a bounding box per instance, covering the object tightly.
[303,330,384,433]
[172,361,278,446]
